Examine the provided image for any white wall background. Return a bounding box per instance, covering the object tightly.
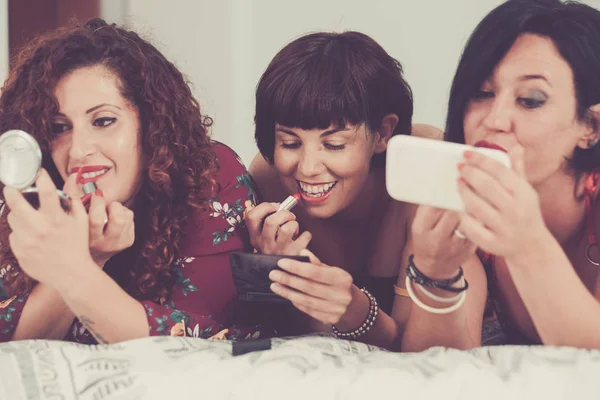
[0,0,593,165]
[102,0,510,164]
[0,0,8,86]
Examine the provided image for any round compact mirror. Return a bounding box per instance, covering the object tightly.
[0,129,71,211]
[0,130,42,190]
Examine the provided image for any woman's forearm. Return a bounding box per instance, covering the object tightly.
[335,285,401,350]
[506,236,600,348]
[57,262,149,344]
[11,283,76,340]
[401,297,476,351]
[400,256,487,352]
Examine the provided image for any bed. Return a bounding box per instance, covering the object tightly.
[0,334,598,399]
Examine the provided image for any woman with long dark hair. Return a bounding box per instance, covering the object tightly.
[402,0,600,350]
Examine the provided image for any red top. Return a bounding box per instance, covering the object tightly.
[0,142,266,343]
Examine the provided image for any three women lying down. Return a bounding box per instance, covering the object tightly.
[2,0,600,350]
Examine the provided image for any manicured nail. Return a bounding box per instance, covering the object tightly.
[81,193,92,205]
[269,270,282,281]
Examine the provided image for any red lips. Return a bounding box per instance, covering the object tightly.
[473,140,508,153]
[71,165,110,184]
[70,166,106,208]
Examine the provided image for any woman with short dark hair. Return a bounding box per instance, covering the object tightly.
[247,31,436,349]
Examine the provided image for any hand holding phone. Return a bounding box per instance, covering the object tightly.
[386,135,511,211]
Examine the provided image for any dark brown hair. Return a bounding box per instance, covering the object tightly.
[446,0,600,172]
[254,31,413,167]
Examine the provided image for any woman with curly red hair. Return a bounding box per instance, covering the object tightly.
[0,19,261,344]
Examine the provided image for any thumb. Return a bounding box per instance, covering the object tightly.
[69,187,88,221]
[294,231,313,250]
[299,248,321,266]
[508,144,526,178]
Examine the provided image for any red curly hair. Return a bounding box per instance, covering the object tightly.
[0,19,218,304]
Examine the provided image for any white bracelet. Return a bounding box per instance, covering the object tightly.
[405,276,466,314]
[415,276,465,303]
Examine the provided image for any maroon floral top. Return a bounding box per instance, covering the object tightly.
[0,142,265,343]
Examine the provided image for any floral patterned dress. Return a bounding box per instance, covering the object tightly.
[0,142,266,343]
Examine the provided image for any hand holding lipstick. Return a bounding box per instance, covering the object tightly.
[246,194,312,256]
[87,194,135,268]
[63,175,135,269]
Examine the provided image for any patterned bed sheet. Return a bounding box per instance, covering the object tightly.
[0,334,597,399]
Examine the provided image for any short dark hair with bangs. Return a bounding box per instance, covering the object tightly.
[254,31,413,167]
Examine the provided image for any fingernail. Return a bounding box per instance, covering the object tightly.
[457,177,464,185]
[277,259,289,268]
[76,169,84,184]
[270,282,280,292]
[463,151,473,159]
[457,162,465,171]
[81,193,92,205]
[269,270,281,281]
[95,189,104,197]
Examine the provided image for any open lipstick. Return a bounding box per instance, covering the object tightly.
[75,168,104,208]
[277,193,301,212]
[260,193,301,231]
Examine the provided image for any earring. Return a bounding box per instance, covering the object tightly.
[588,139,598,148]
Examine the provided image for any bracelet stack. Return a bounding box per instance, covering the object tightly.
[332,288,379,340]
[405,254,468,314]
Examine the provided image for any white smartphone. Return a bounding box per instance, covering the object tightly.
[385,135,512,211]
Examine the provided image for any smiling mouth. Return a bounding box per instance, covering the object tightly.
[73,167,110,184]
[297,181,338,198]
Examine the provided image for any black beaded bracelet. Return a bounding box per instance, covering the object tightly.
[332,288,379,340]
[406,254,469,293]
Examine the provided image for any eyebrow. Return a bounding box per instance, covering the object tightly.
[55,103,122,117]
[275,127,352,138]
[86,103,122,114]
[518,74,550,85]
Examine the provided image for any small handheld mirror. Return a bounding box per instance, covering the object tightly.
[0,129,71,211]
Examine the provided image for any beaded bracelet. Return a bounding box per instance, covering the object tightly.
[332,288,379,340]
